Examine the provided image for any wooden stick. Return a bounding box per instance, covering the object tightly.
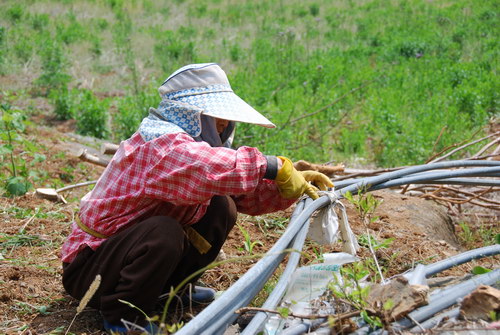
[431,126,448,155]
[236,306,360,321]
[77,149,110,167]
[101,143,120,155]
[332,166,406,181]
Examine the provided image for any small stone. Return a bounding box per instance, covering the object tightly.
[216,249,227,261]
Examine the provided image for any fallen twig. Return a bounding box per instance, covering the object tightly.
[332,166,405,181]
[236,306,360,321]
[472,137,500,159]
[19,209,38,233]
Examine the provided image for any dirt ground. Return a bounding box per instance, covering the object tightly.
[0,112,498,334]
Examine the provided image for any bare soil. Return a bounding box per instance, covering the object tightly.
[0,111,498,335]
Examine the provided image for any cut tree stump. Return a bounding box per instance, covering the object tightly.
[77,149,110,167]
[101,143,120,155]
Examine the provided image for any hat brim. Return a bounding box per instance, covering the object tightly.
[177,91,276,128]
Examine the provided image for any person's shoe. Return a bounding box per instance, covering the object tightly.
[156,285,216,311]
[180,285,216,305]
[103,319,159,334]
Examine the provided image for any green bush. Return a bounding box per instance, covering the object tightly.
[154,30,198,72]
[6,4,24,23]
[30,13,49,31]
[56,12,87,45]
[35,39,71,94]
[75,90,109,139]
[112,90,158,141]
[49,88,78,121]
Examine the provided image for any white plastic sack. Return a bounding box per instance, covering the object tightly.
[308,203,340,245]
[308,192,360,255]
[337,200,360,255]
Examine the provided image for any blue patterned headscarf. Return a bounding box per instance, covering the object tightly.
[138,63,274,146]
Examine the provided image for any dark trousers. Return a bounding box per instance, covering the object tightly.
[62,196,237,325]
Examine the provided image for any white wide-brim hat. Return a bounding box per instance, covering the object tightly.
[158,63,275,128]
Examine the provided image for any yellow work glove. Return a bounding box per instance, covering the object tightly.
[299,171,334,191]
[276,156,319,200]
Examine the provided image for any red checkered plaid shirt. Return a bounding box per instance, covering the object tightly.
[61,132,295,263]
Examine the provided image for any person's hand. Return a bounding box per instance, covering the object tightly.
[275,156,319,200]
[299,171,334,191]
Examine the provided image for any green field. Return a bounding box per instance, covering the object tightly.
[1,0,498,166]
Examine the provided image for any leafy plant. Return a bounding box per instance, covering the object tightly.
[344,190,388,282]
[457,221,498,248]
[328,262,383,329]
[344,190,381,224]
[237,223,263,255]
[0,105,34,196]
[358,235,394,251]
[255,215,288,235]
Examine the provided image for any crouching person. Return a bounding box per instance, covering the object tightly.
[60,63,333,334]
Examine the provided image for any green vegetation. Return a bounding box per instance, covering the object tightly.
[0,103,37,196]
[237,223,263,255]
[0,0,497,166]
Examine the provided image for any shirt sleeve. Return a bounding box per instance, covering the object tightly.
[143,133,272,205]
[231,179,297,216]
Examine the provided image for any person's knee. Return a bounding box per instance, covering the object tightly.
[211,195,237,228]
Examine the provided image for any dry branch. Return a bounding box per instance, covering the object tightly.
[428,131,500,163]
[332,166,405,181]
[236,306,360,321]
